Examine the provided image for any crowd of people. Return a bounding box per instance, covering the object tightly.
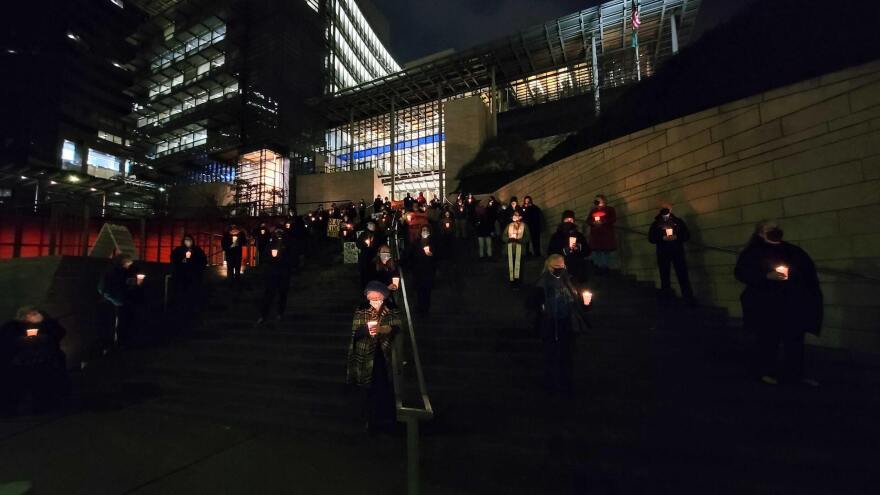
[0,190,824,418]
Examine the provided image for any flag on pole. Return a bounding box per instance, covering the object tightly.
[631,1,640,48]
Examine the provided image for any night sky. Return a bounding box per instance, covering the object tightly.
[370,0,758,64]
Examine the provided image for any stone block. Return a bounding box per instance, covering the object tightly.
[700,224,755,248]
[760,160,863,199]
[727,164,774,189]
[660,130,712,162]
[719,94,763,113]
[717,186,761,209]
[778,212,839,241]
[624,163,668,190]
[818,60,880,86]
[653,117,685,131]
[781,94,851,136]
[741,200,784,223]
[759,80,850,123]
[761,78,821,102]
[736,121,829,161]
[849,78,880,113]
[838,204,880,236]
[852,232,880,257]
[827,102,880,132]
[772,130,880,178]
[783,181,880,216]
[710,108,762,142]
[693,207,742,229]
[723,122,783,154]
[682,106,720,124]
[796,237,853,262]
[647,133,667,153]
[821,281,880,306]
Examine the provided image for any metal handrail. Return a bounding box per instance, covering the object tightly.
[615,224,880,283]
[387,218,433,495]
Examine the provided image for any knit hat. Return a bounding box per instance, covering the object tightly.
[363,280,390,299]
[561,210,576,220]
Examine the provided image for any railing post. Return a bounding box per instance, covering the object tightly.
[407,418,420,495]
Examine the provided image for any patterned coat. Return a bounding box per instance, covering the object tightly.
[345,303,401,386]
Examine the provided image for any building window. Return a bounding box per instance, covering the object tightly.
[88,149,120,171]
[98,130,123,145]
[61,140,76,162]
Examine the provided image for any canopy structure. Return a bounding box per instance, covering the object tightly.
[323,0,702,123]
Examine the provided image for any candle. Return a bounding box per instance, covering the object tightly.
[423,245,431,255]
[407,214,413,222]
[445,222,451,229]
[365,238,371,247]
[185,250,192,259]
[594,216,600,222]
[392,276,400,287]
[136,274,145,285]
[367,321,378,334]
[775,265,789,279]
[665,228,674,237]
[232,235,238,244]
[581,291,593,306]
[26,328,39,337]
[568,236,577,249]
[271,249,279,258]
[260,229,266,235]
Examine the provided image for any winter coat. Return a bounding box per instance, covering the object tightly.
[171,244,207,285]
[734,239,823,335]
[522,204,544,236]
[221,232,247,258]
[502,221,531,247]
[586,206,617,251]
[648,214,691,254]
[409,237,437,288]
[0,316,67,370]
[346,303,400,386]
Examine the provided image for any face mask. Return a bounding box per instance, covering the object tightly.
[551,267,565,277]
[367,224,375,232]
[765,228,784,243]
[184,240,193,247]
[661,214,671,221]
[421,232,430,238]
[369,299,383,310]
[379,253,392,262]
[511,203,517,209]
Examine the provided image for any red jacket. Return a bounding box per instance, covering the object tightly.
[586,206,617,251]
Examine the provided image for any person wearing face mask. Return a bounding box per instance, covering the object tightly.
[547,210,590,284]
[585,195,617,273]
[221,225,248,283]
[346,281,401,432]
[409,225,437,315]
[254,223,271,266]
[528,255,590,395]
[170,234,208,333]
[648,206,695,305]
[98,254,142,350]
[735,221,823,386]
[357,222,385,287]
[369,245,400,307]
[502,210,531,288]
[0,306,70,415]
[475,201,496,261]
[454,199,470,240]
[257,226,293,324]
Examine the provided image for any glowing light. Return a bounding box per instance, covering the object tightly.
[68,175,80,183]
[90,187,97,192]
[20,176,27,180]
[158,187,166,192]
[582,291,593,305]
[66,32,78,41]
[114,191,121,196]
[49,181,57,185]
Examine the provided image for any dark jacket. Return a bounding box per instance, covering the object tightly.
[527,271,584,341]
[548,223,589,257]
[171,244,207,284]
[98,264,133,307]
[522,204,544,235]
[475,205,497,237]
[264,237,293,282]
[408,237,437,288]
[0,316,66,369]
[648,214,691,254]
[734,239,823,335]
[221,232,247,258]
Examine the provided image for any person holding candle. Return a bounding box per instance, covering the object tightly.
[257,227,293,324]
[528,255,589,396]
[346,281,401,432]
[475,201,496,262]
[254,222,271,266]
[734,221,823,386]
[586,195,617,273]
[548,210,590,284]
[502,210,531,288]
[221,225,247,283]
[648,207,695,305]
[409,226,438,315]
[0,306,70,415]
[170,235,208,333]
[97,254,142,350]
[368,245,401,308]
[357,222,384,288]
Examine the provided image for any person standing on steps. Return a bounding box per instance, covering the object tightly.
[734,220,823,387]
[547,210,590,285]
[257,226,293,324]
[368,245,401,308]
[357,221,384,288]
[408,225,437,315]
[254,223,271,266]
[97,254,143,350]
[522,196,544,258]
[221,225,247,283]
[528,254,590,396]
[475,201,496,262]
[503,210,531,288]
[585,194,617,273]
[648,206,696,306]
[170,234,208,333]
[346,281,401,433]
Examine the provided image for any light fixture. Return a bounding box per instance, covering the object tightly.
[20,175,27,180]
[6,49,16,54]
[68,175,80,183]
[158,187,166,192]
[49,181,57,185]
[90,187,97,192]
[66,32,78,41]
[114,192,121,196]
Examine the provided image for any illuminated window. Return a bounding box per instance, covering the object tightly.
[98,130,123,145]
[61,140,76,162]
[88,149,120,171]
